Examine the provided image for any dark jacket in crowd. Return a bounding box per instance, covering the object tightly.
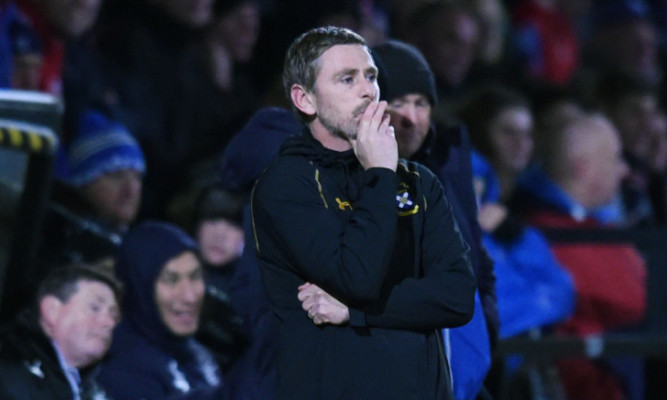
[97,222,224,400]
[412,123,500,346]
[251,131,476,400]
[0,309,111,400]
[39,181,122,268]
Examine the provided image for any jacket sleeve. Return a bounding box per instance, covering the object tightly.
[349,168,477,331]
[252,160,400,306]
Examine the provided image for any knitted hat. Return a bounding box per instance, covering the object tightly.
[219,107,302,191]
[372,40,438,106]
[64,110,145,187]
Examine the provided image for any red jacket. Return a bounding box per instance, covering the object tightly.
[524,210,646,335]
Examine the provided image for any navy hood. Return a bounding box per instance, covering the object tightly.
[114,221,199,353]
[220,107,302,192]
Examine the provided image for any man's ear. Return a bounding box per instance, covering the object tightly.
[291,84,316,117]
[39,295,62,335]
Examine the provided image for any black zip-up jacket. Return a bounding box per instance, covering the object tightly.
[251,131,476,400]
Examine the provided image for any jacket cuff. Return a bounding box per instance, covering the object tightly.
[349,308,366,327]
[364,167,399,186]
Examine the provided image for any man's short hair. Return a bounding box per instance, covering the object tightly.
[282,26,367,109]
[36,262,123,307]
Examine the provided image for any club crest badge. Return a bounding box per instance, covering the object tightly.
[396,187,419,216]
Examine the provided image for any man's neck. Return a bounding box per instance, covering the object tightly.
[309,120,352,152]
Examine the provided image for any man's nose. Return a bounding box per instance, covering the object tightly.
[178,281,201,303]
[360,79,378,100]
[399,105,418,126]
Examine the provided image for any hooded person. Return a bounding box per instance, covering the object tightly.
[214,106,302,400]
[97,221,225,400]
[372,39,497,400]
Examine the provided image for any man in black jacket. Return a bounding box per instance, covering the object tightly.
[0,263,122,400]
[251,26,476,400]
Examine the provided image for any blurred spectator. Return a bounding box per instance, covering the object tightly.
[405,1,481,118]
[512,114,647,400]
[189,184,249,371]
[98,221,225,400]
[39,109,145,267]
[470,0,509,66]
[13,0,104,95]
[526,82,587,160]
[0,0,122,146]
[459,85,535,201]
[372,39,497,400]
[471,151,574,400]
[457,86,575,399]
[215,106,300,400]
[192,186,245,276]
[465,0,518,88]
[0,262,122,400]
[7,12,43,90]
[219,107,300,193]
[510,0,590,85]
[457,85,576,336]
[95,0,241,220]
[200,0,262,149]
[594,72,667,225]
[579,0,660,100]
[208,0,261,92]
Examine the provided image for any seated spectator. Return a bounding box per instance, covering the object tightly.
[512,113,647,400]
[576,0,662,108]
[458,85,535,202]
[457,86,575,399]
[39,109,145,267]
[190,184,250,371]
[97,221,224,400]
[594,72,667,226]
[0,262,122,400]
[192,185,245,279]
[456,86,575,339]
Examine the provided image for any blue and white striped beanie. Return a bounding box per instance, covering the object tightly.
[64,110,145,187]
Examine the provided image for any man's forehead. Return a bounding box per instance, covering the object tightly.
[161,253,201,274]
[318,44,376,72]
[71,279,116,300]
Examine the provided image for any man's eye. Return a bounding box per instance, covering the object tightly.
[367,73,377,82]
[161,274,179,285]
[342,76,354,84]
